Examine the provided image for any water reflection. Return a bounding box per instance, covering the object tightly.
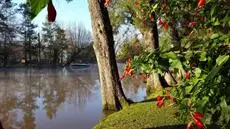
[0,65,145,129]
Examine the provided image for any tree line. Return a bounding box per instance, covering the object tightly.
[0,0,94,68]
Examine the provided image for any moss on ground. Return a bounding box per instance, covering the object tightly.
[94,101,185,129]
[94,100,230,129]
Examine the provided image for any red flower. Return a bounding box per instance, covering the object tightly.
[186,122,193,129]
[47,1,57,22]
[193,112,204,120]
[120,59,134,80]
[158,19,163,25]
[163,23,169,30]
[192,117,204,129]
[198,0,205,8]
[189,22,197,27]
[157,100,164,108]
[156,96,163,101]
[185,72,191,79]
[125,66,133,75]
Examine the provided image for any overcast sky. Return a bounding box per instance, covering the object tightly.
[13,0,92,32]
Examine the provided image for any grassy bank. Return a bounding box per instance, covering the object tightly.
[94,100,230,129]
[94,101,185,129]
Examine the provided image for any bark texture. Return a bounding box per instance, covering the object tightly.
[88,0,128,111]
[142,12,165,93]
[170,26,181,49]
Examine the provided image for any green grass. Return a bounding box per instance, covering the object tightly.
[94,101,185,129]
[94,100,230,129]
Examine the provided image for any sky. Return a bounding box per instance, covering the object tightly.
[13,0,92,32]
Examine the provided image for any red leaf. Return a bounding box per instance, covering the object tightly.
[47,1,56,22]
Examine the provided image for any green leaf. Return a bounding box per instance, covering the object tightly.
[199,52,207,61]
[205,55,229,82]
[210,33,219,39]
[27,0,50,19]
[152,3,158,10]
[194,68,201,77]
[162,52,178,60]
[216,55,229,66]
[170,59,183,70]
[220,97,227,108]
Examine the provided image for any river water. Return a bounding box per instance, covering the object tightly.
[0,65,146,129]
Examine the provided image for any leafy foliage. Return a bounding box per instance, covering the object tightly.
[27,0,49,19]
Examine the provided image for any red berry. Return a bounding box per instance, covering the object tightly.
[47,1,56,22]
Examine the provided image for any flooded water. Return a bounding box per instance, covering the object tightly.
[0,65,146,129]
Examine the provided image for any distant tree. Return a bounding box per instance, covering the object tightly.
[53,24,68,64]
[18,3,38,65]
[0,0,17,67]
[65,23,91,64]
[41,21,56,64]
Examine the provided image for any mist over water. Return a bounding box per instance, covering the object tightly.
[0,65,146,129]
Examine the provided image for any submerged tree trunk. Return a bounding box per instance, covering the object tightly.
[88,0,128,111]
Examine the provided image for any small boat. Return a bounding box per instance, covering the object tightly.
[69,63,90,70]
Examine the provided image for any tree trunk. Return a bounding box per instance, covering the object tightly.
[142,13,159,50]
[38,33,41,66]
[3,32,8,68]
[143,12,165,93]
[28,36,32,64]
[170,26,181,49]
[88,0,128,111]
[24,31,28,66]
